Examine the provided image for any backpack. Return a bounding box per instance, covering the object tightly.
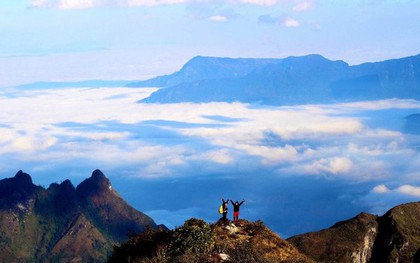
[218,205,223,214]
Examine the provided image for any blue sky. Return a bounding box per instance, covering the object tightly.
[1,0,420,86]
[0,0,420,237]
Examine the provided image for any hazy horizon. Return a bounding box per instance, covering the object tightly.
[2,1,420,87]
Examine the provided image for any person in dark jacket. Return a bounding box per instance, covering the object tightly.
[231,199,245,221]
[221,198,230,221]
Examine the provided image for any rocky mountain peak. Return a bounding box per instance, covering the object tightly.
[60,179,75,190]
[91,169,106,180]
[90,169,110,187]
[0,170,38,208]
[76,169,111,197]
[14,170,33,186]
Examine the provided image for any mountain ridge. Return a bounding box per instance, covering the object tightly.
[131,53,420,105]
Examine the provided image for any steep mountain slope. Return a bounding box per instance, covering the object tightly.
[0,170,156,263]
[370,202,420,263]
[287,212,378,263]
[288,202,420,263]
[135,54,420,105]
[48,213,111,263]
[76,169,155,241]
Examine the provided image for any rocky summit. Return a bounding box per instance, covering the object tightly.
[108,218,313,263]
[0,170,156,263]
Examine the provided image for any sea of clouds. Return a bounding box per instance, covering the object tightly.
[0,86,419,236]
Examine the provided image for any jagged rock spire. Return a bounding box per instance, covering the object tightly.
[14,170,33,185]
[76,169,111,197]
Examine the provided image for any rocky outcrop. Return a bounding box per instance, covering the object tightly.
[288,212,378,263]
[288,202,420,263]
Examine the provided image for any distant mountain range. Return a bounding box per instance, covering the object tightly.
[128,54,420,105]
[0,170,156,263]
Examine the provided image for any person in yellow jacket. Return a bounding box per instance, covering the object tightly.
[221,198,230,221]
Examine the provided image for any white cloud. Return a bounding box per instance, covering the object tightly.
[292,1,315,12]
[126,0,186,7]
[307,157,353,175]
[239,0,281,6]
[337,99,420,111]
[282,17,300,27]
[396,185,420,197]
[29,0,50,8]
[237,144,298,165]
[202,149,234,164]
[372,184,420,197]
[373,184,390,193]
[0,128,58,154]
[58,0,97,9]
[208,15,228,22]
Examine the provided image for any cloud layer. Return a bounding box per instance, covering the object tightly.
[1,87,418,181]
[0,86,419,235]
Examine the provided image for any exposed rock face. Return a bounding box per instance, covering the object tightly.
[370,202,420,263]
[0,170,157,263]
[288,212,378,263]
[288,202,420,263]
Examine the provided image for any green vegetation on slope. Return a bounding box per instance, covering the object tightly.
[108,218,312,263]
